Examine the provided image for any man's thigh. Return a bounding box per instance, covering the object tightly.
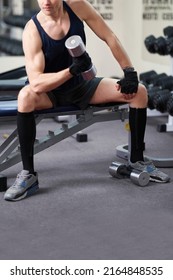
[89,78,127,105]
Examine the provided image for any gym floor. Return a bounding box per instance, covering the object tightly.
[0,113,173,260]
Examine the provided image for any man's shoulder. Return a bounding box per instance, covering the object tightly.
[65,0,86,8]
[65,0,88,18]
[23,18,38,37]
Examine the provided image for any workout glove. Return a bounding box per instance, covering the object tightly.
[117,68,139,94]
[69,52,92,76]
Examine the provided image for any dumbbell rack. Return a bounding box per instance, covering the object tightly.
[157,57,173,133]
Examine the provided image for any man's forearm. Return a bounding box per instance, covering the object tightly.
[29,68,72,94]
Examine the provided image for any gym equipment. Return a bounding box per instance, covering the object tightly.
[139,71,168,88]
[154,75,173,90]
[0,99,128,171]
[0,35,23,56]
[109,161,150,187]
[144,35,157,54]
[76,131,88,142]
[4,14,29,28]
[150,73,168,87]
[144,31,173,57]
[166,37,173,57]
[65,35,97,80]
[147,87,164,110]
[0,174,7,192]
[152,89,170,113]
[154,36,168,56]
[163,26,173,38]
[0,66,26,80]
[139,71,173,112]
[139,70,157,85]
[166,93,173,116]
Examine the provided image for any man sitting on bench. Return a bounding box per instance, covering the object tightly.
[4,0,170,201]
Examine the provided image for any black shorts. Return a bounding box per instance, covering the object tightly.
[47,77,103,110]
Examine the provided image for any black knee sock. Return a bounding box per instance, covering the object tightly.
[129,107,147,163]
[17,111,36,174]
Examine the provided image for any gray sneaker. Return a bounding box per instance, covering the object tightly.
[129,160,170,183]
[4,170,39,201]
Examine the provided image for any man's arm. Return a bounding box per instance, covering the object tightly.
[23,20,72,94]
[69,0,133,70]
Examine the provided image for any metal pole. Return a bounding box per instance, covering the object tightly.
[10,0,24,40]
[0,0,4,35]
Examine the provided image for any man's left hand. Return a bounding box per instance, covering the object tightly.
[117,68,139,94]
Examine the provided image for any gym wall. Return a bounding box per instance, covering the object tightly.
[85,0,173,77]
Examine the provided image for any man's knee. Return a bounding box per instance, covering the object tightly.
[18,86,37,112]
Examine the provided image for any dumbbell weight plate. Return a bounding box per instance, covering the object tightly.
[109,162,125,179]
[82,65,97,80]
[65,35,85,57]
[130,170,150,187]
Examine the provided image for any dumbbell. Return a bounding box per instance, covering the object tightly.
[163,26,173,38]
[139,70,157,86]
[139,71,167,88]
[152,89,170,113]
[150,73,168,86]
[144,35,157,54]
[140,71,171,111]
[109,162,150,187]
[154,36,168,55]
[65,35,97,80]
[166,37,173,57]
[154,75,173,90]
[145,34,170,56]
[147,86,163,110]
[166,93,173,116]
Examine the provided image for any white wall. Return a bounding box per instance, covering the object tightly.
[0,56,25,73]
[85,0,172,78]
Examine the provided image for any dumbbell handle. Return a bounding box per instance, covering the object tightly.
[65,35,97,80]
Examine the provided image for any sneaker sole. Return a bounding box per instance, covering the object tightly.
[4,183,39,201]
[149,177,170,183]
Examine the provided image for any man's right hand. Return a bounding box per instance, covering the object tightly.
[69,52,92,76]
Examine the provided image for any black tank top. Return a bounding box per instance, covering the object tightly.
[32,1,86,91]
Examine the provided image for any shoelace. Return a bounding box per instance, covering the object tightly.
[12,173,29,188]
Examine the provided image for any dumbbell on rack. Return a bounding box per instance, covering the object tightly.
[144,26,173,57]
[139,70,158,85]
[163,26,173,57]
[109,162,150,187]
[144,35,169,55]
[149,88,171,112]
[65,35,97,80]
[152,89,171,113]
[166,93,173,116]
[163,26,173,38]
[140,71,173,112]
